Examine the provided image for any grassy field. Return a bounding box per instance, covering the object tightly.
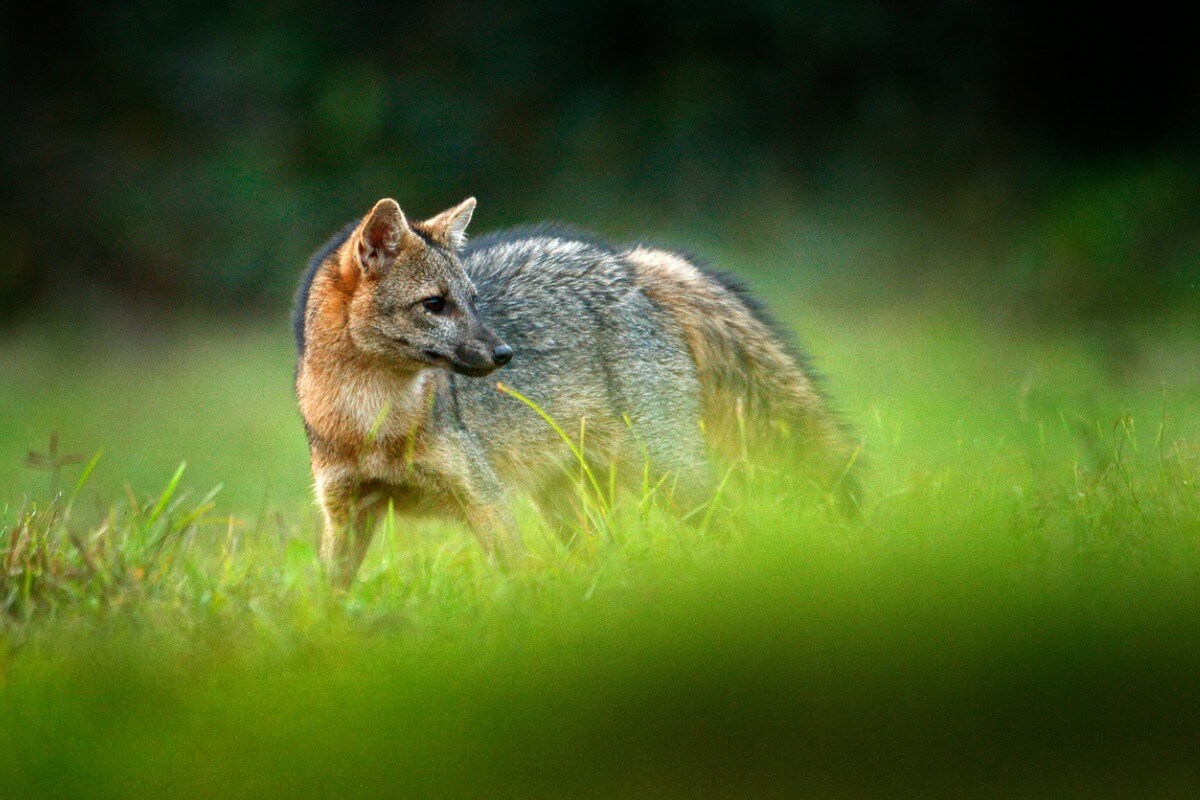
[2,290,1199,797]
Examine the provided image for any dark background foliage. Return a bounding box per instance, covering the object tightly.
[1,1,1197,322]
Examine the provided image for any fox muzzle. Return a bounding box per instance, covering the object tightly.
[450,336,512,377]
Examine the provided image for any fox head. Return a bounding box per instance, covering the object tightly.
[339,197,512,377]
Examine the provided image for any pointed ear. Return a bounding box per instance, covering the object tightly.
[355,198,409,276]
[422,197,476,250]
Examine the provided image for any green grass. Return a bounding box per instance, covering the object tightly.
[2,299,1200,797]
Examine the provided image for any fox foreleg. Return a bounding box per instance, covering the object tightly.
[457,498,520,563]
[317,476,385,589]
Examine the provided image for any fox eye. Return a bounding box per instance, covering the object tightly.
[422,296,446,313]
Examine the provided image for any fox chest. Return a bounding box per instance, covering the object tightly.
[303,371,428,463]
[305,375,478,503]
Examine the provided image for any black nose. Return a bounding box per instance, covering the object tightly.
[492,344,513,366]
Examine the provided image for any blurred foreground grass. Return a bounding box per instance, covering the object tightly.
[2,297,1200,797]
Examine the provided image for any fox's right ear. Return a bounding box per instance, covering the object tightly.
[355,198,409,277]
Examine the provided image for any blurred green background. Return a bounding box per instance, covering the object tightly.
[1,1,1197,327]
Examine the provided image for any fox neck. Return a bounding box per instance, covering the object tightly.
[345,360,434,430]
[300,353,441,466]
[300,339,441,462]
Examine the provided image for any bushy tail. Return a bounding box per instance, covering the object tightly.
[625,245,861,508]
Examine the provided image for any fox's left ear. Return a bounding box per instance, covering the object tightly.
[356,198,410,277]
[422,197,476,251]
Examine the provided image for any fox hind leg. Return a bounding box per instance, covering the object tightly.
[617,411,715,518]
[611,366,716,518]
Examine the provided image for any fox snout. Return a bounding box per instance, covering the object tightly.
[492,343,513,365]
[450,335,513,377]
